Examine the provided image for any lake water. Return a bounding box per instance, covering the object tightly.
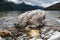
[46,11,60,21]
[0,11,23,30]
[45,11,60,28]
[0,11,60,30]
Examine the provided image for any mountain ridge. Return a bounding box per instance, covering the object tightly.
[0,0,44,11]
[45,3,60,10]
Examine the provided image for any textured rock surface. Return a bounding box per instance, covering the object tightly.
[16,10,45,29]
[48,31,60,40]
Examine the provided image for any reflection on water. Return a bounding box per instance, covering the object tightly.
[0,11,60,30]
[0,11,23,17]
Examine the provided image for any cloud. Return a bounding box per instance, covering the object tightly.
[7,0,60,7]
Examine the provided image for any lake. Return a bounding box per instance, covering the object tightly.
[0,10,60,30]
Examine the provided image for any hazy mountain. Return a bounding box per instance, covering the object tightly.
[45,3,60,10]
[0,0,44,11]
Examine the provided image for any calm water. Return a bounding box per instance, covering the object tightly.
[0,11,60,30]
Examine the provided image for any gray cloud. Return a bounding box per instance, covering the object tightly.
[7,0,60,7]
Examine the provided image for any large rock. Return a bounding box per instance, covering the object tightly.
[16,10,45,29]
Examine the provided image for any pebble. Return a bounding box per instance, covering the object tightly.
[46,29,54,34]
[41,34,45,38]
[29,37,42,40]
[44,34,51,39]
[0,30,11,38]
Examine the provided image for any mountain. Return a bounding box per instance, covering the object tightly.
[0,1,19,11]
[17,2,44,11]
[0,0,44,11]
[45,3,60,10]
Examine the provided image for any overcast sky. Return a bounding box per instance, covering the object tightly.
[7,0,60,7]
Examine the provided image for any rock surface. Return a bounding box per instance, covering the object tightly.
[16,10,45,29]
[48,31,60,40]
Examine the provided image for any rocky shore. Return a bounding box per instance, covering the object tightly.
[0,10,60,40]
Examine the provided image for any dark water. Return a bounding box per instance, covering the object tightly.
[0,11,60,30]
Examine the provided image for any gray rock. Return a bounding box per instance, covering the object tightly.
[48,31,60,40]
[16,10,45,29]
[0,37,4,40]
[17,36,29,40]
[29,37,42,40]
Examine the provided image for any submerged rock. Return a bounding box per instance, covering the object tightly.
[16,10,45,29]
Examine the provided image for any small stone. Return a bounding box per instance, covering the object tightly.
[41,27,51,34]
[24,26,31,31]
[0,30,11,38]
[29,37,42,40]
[46,29,54,34]
[41,28,47,33]
[29,37,36,40]
[28,29,40,38]
[41,34,45,38]
[14,32,23,37]
[18,36,24,40]
[23,33,27,37]
[44,34,51,39]
[36,38,42,40]
[8,28,17,31]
